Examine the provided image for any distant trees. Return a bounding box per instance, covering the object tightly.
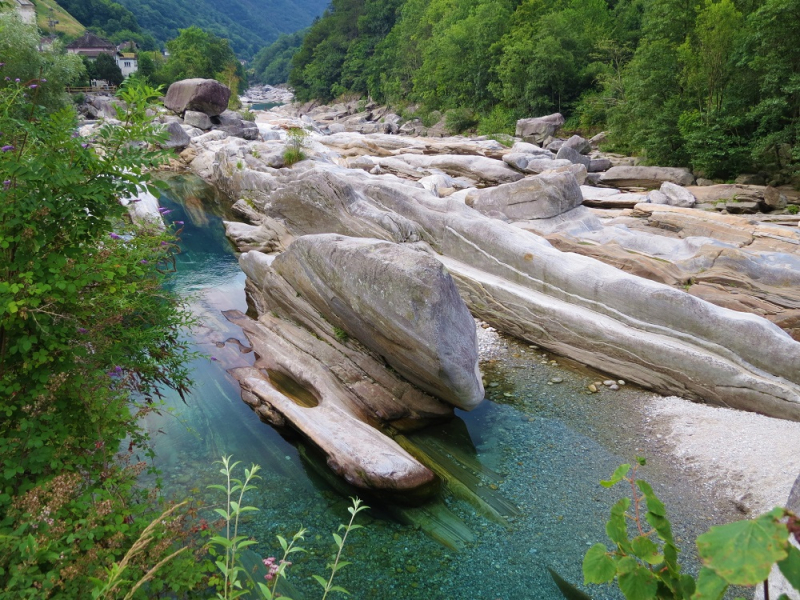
[136,26,245,100]
[250,31,305,85]
[86,52,125,86]
[287,0,800,182]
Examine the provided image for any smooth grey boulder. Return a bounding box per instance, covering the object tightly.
[545,139,565,152]
[162,121,190,149]
[271,234,484,410]
[763,187,788,210]
[223,221,284,252]
[515,113,565,144]
[164,78,231,117]
[556,145,591,169]
[600,166,695,189]
[562,135,591,154]
[589,158,613,172]
[648,182,696,208]
[465,171,583,220]
[510,142,551,156]
[183,110,212,130]
[374,153,523,186]
[521,158,573,174]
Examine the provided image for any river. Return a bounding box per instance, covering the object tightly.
[142,173,742,600]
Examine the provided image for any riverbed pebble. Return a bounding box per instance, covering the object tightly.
[550,377,563,384]
[603,380,615,386]
[587,384,598,393]
[610,384,620,391]
[618,380,626,385]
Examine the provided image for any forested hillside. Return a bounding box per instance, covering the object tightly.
[54,0,329,57]
[112,0,329,57]
[289,0,800,182]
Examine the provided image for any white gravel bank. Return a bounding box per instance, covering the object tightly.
[645,395,800,515]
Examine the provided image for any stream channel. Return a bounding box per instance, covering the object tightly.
[142,173,743,600]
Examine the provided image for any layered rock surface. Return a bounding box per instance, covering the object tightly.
[174,99,800,499]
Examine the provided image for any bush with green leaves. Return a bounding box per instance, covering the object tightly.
[0,14,85,111]
[283,126,308,166]
[0,71,203,596]
[207,456,368,600]
[580,459,800,600]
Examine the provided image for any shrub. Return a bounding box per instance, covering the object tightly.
[445,108,480,135]
[0,70,200,597]
[283,126,308,166]
[575,459,800,600]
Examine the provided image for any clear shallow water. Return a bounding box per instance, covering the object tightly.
[144,174,742,600]
[250,102,282,111]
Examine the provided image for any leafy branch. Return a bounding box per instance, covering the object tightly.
[580,459,800,600]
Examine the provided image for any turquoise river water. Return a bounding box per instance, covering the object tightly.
[142,174,742,600]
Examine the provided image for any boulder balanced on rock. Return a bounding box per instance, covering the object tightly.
[164,78,231,117]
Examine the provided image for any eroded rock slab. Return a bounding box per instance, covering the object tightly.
[271,234,484,410]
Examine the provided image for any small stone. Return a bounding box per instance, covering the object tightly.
[550,377,563,384]
[489,382,500,388]
[603,380,615,386]
[610,384,620,391]
[503,392,513,397]
[618,380,626,385]
[588,384,598,393]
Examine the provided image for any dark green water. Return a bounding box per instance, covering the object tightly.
[145,174,741,600]
[250,102,282,111]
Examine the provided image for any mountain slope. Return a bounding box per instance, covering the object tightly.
[114,0,329,57]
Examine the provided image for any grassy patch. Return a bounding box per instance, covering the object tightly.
[32,0,84,37]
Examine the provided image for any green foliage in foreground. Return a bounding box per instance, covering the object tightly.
[204,456,368,600]
[288,0,800,182]
[0,14,85,111]
[579,460,800,600]
[0,71,204,596]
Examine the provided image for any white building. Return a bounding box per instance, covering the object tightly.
[14,0,36,25]
[116,52,138,78]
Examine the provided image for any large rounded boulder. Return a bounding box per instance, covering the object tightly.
[272,234,485,410]
[164,78,231,117]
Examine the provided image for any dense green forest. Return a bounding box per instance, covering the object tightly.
[250,31,306,85]
[111,0,328,58]
[54,0,328,57]
[288,0,800,182]
[54,0,158,48]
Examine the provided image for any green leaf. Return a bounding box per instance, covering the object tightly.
[696,508,788,585]
[332,561,351,573]
[777,544,800,591]
[332,532,343,549]
[636,480,666,517]
[631,535,663,565]
[583,543,616,584]
[278,535,288,552]
[328,585,350,594]
[607,498,632,548]
[312,574,328,589]
[601,464,631,488]
[691,567,727,600]
[617,560,658,600]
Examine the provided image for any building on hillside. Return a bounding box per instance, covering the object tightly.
[38,36,57,51]
[116,52,137,77]
[14,0,36,25]
[66,32,116,59]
